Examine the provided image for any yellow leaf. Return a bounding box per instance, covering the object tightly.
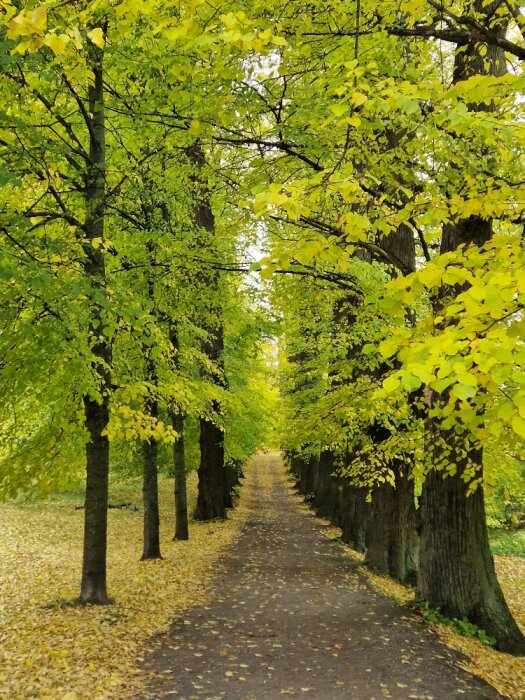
[511,415,525,439]
[44,33,70,55]
[88,27,105,48]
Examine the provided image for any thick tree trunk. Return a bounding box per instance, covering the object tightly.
[313,450,341,524]
[418,15,525,653]
[420,443,524,652]
[297,454,318,498]
[172,412,189,540]
[340,483,369,552]
[195,321,226,520]
[79,27,111,604]
[362,221,419,582]
[187,144,228,521]
[365,466,418,585]
[195,415,226,520]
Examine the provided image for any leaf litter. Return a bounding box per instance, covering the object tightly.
[0,470,250,699]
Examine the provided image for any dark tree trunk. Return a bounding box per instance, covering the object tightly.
[172,411,189,540]
[420,442,524,652]
[340,483,369,552]
[81,396,110,603]
[365,465,418,585]
[362,222,419,583]
[224,460,242,508]
[141,255,162,560]
[195,415,226,520]
[187,144,227,521]
[169,324,189,540]
[141,393,161,560]
[313,450,341,524]
[418,13,525,653]
[195,319,226,520]
[79,26,111,605]
[297,455,318,498]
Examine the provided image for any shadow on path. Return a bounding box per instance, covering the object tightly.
[139,452,499,700]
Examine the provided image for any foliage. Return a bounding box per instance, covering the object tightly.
[490,530,525,558]
[413,601,497,646]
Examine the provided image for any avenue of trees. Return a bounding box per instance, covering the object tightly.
[1,0,524,655]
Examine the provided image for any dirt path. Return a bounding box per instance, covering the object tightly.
[139,452,500,699]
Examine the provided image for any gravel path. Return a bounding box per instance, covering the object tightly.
[139,452,499,699]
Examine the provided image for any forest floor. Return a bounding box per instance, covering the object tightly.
[138,452,523,700]
[0,471,250,699]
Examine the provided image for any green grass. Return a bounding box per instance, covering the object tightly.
[489,528,525,557]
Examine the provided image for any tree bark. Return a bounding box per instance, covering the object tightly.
[418,11,525,653]
[195,321,226,520]
[141,387,162,560]
[340,483,369,552]
[168,324,189,539]
[365,463,419,584]
[186,144,228,521]
[79,25,111,604]
[363,222,419,584]
[172,411,189,540]
[313,450,341,524]
[195,414,226,520]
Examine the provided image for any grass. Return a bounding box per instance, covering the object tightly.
[490,528,525,558]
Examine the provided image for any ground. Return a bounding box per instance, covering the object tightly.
[1,453,524,699]
[138,453,509,700]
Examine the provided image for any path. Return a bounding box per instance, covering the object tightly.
[139,453,499,699]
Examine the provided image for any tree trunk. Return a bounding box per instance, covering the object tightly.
[297,455,318,498]
[141,260,162,560]
[418,11,525,653]
[195,415,226,520]
[340,483,369,552]
[313,450,341,524]
[169,324,189,540]
[172,411,189,540]
[365,465,418,585]
[187,143,227,521]
[420,442,524,652]
[79,25,111,604]
[81,396,110,603]
[141,392,161,560]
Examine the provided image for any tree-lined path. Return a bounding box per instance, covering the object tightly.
[139,453,499,699]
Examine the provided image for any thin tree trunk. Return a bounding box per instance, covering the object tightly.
[79,25,111,604]
[141,384,161,560]
[172,411,189,540]
[168,324,189,539]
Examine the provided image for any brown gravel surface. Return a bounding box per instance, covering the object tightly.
[138,452,501,700]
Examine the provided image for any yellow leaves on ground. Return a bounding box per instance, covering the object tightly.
[434,556,525,700]
[0,471,249,699]
[339,544,525,699]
